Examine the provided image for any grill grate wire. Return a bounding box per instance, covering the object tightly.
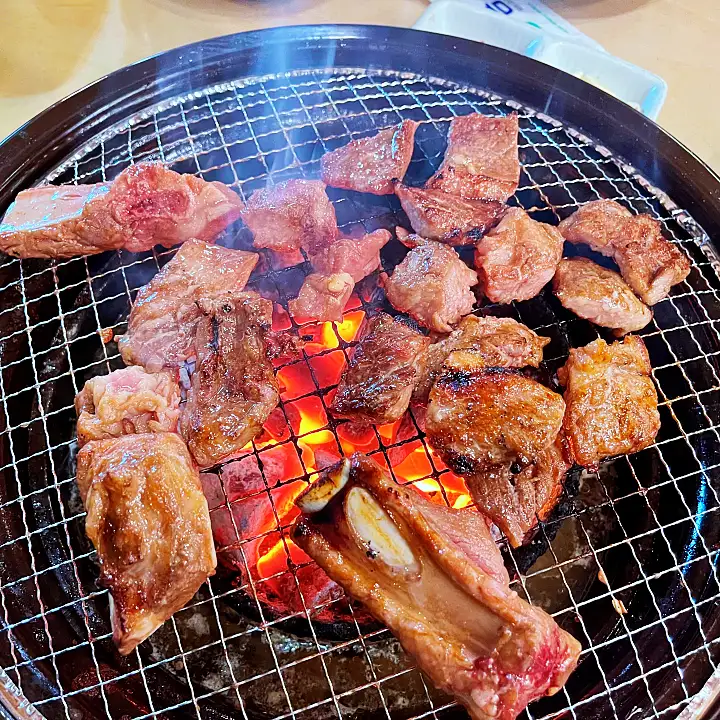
[0,68,719,720]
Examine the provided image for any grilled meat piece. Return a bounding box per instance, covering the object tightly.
[241,179,338,257]
[75,366,180,447]
[383,237,478,332]
[321,120,418,195]
[288,272,354,323]
[310,229,391,282]
[294,454,581,720]
[426,113,520,202]
[181,294,279,468]
[413,315,550,403]
[558,200,690,305]
[475,207,564,303]
[331,313,430,424]
[395,184,504,245]
[76,433,216,655]
[117,239,258,372]
[553,257,652,335]
[558,335,660,467]
[0,163,244,259]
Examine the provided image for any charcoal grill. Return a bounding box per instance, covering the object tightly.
[1,25,720,720]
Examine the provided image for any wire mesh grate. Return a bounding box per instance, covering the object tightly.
[0,66,719,720]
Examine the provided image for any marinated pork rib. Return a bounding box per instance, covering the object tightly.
[553,257,652,336]
[76,432,216,655]
[320,120,418,195]
[558,335,660,467]
[117,239,258,372]
[383,237,478,332]
[310,229,391,282]
[413,315,550,403]
[426,113,520,202]
[330,313,430,424]
[288,272,354,322]
[181,294,279,468]
[558,200,690,305]
[475,207,564,303]
[75,366,181,447]
[241,179,338,257]
[294,454,581,720]
[395,184,505,245]
[0,163,244,259]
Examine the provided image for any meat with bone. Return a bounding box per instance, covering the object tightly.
[294,453,581,720]
[394,183,504,244]
[241,179,338,258]
[553,257,652,336]
[320,120,418,195]
[413,315,550,404]
[330,313,430,424]
[426,113,520,202]
[288,272,354,323]
[76,432,216,655]
[558,199,690,305]
[75,366,180,447]
[117,239,258,372]
[181,293,279,468]
[310,229,391,282]
[475,207,565,303]
[558,335,660,467]
[0,163,244,259]
[383,236,478,332]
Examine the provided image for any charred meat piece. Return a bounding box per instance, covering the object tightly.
[426,113,520,202]
[294,454,581,720]
[75,366,180,447]
[181,294,279,468]
[475,207,564,303]
[331,313,430,424]
[553,257,652,336]
[117,239,258,372]
[414,315,550,403]
[558,335,660,467]
[321,120,418,195]
[288,272,354,323]
[395,183,504,245]
[383,237,478,332]
[311,229,391,282]
[76,433,216,655]
[241,179,338,258]
[0,163,244,259]
[558,200,690,305]
[466,435,571,548]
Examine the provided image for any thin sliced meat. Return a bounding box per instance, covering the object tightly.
[288,272,354,323]
[311,229,391,282]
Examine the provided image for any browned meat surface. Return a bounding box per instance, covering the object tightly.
[311,229,391,282]
[0,163,244,259]
[330,313,430,424]
[76,432,216,655]
[181,294,279,468]
[475,207,564,303]
[553,257,652,336]
[426,358,565,474]
[558,200,690,305]
[75,366,180,447]
[321,120,418,195]
[466,436,571,548]
[558,335,660,467]
[117,239,258,372]
[288,272,354,323]
[413,315,550,403]
[294,454,581,720]
[426,113,520,202]
[383,237,478,332]
[395,184,504,245]
[241,179,338,257]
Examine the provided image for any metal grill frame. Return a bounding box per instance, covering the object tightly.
[0,25,720,720]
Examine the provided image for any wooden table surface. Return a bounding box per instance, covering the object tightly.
[1,0,718,175]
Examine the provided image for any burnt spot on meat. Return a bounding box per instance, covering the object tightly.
[446,452,477,476]
[441,369,474,391]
